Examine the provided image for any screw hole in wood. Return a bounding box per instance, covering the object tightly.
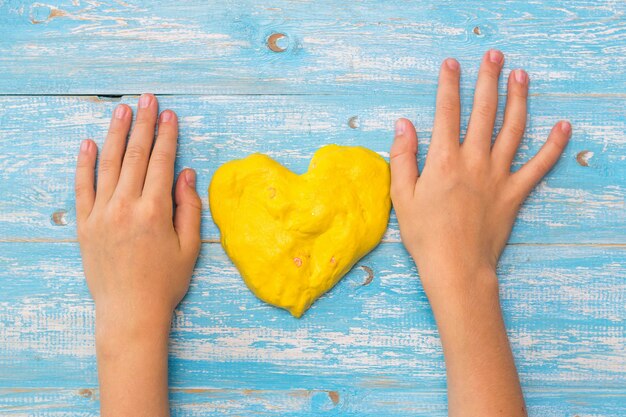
[267,33,288,52]
[51,210,68,226]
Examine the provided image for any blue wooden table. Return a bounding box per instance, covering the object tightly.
[0,1,624,415]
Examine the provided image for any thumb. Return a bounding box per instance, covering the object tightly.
[390,118,419,201]
[174,168,202,257]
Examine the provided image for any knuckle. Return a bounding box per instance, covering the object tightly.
[480,66,500,81]
[124,144,146,163]
[107,125,126,138]
[436,149,455,169]
[548,138,566,153]
[108,198,133,222]
[535,156,552,173]
[192,193,203,209]
[437,100,458,115]
[510,84,528,99]
[473,101,494,119]
[150,150,173,166]
[76,158,92,169]
[506,122,526,138]
[141,199,164,221]
[465,154,486,171]
[183,193,203,211]
[74,183,91,198]
[98,158,118,175]
[133,116,155,127]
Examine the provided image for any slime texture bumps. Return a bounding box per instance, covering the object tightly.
[209,145,391,317]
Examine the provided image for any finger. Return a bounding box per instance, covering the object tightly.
[143,110,178,199]
[511,121,571,197]
[390,118,419,201]
[116,93,159,197]
[464,49,504,155]
[431,58,461,153]
[95,104,132,203]
[174,169,202,258]
[492,69,529,170]
[75,139,97,223]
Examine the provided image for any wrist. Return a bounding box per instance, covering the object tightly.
[95,302,172,357]
[413,258,499,312]
[94,304,172,417]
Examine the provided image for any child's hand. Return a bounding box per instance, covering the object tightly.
[74,94,201,416]
[76,93,201,322]
[390,50,570,300]
[390,51,570,417]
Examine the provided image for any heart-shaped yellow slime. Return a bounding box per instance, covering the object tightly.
[209,145,390,317]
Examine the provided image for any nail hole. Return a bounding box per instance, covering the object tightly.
[30,5,65,24]
[473,26,481,35]
[348,116,359,129]
[360,265,374,286]
[51,210,68,226]
[78,388,93,399]
[576,150,593,167]
[328,390,340,405]
[267,33,288,52]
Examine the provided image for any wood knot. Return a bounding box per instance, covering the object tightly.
[30,5,65,24]
[348,116,359,129]
[51,210,68,226]
[267,33,288,52]
[327,390,340,405]
[473,26,482,35]
[360,265,374,286]
[576,150,593,167]
[78,388,93,398]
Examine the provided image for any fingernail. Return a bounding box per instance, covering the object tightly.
[114,105,127,119]
[560,121,571,135]
[514,69,527,84]
[80,139,90,153]
[138,94,152,109]
[395,119,406,136]
[185,169,196,187]
[489,49,503,64]
[445,58,459,70]
[161,110,173,123]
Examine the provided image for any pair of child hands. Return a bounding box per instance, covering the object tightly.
[75,50,570,416]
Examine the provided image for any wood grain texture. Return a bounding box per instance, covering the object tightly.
[1,243,624,415]
[0,95,623,243]
[1,0,624,415]
[1,388,625,417]
[0,0,624,95]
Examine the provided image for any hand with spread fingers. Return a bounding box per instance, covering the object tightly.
[390,50,570,416]
[75,94,202,417]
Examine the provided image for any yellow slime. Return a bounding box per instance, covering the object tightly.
[209,145,390,317]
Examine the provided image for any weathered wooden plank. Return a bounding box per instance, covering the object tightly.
[0,0,624,95]
[0,95,623,243]
[1,242,624,392]
[0,387,625,417]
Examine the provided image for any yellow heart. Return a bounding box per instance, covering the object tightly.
[209,145,390,317]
